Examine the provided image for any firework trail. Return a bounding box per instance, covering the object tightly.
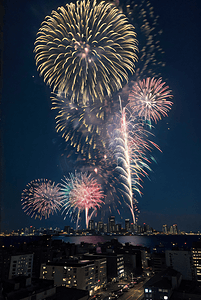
[21,179,62,219]
[34,0,138,104]
[117,102,135,223]
[60,172,105,229]
[111,97,160,223]
[128,77,173,124]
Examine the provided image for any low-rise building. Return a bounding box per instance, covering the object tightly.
[86,253,124,282]
[40,257,106,295]
[144,268,182,300]
[2,277,56,300]
[83,252,124,282]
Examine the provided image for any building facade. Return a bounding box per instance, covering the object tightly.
[144,268,182,300]
[192,240,201,281]
[108,216,116,233]
[41,258,107,295]
[165,249,196,281]
[9,253,33,279]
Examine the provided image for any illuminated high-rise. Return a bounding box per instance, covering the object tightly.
[162,225,168,234]
[88,219,95,231]
[173,224,178,234]
[108,216,115,233]
[125,219,130,232]
[97,221,104,232]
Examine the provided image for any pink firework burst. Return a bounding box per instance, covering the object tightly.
[128,77,173,123]
[21,179,62,220]
[60,172,105,229]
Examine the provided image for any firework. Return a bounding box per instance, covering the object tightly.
[128,77,173,123]
[60,172,104,228]
[78,150,122,221]
[110,99,160,223]
[21,179,62,219]
[122,0,166,79]
[34,0,138,103]
[51,92,110,160]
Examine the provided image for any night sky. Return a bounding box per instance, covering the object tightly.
[1,0,201,232]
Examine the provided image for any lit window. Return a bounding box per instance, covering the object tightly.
[149,289,152,293]
[145,289,148,293]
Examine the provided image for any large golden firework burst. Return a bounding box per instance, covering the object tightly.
[34,0,138,104]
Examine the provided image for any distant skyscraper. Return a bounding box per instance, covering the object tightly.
[94,222,98,230]
[108,216,115,232]
[103,224,107,233]
[132,223,138,233]
[125,219,130,232]
[97,221,104,232]
[173,224,178,234]
[64,226,70,234]
[137,225,142,233]
[116,224,122,232]
[162,225,168,234]
[89,219,95,231]
[143,223,150,233]
[169,226,174,234]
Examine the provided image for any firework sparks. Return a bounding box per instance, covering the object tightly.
[34,0,138,103]
[21,179,62,219]
[60,172,105,228]
[78,151,122,221]
[111,98,160,223]
[128,77,173,123]
[51,92,111,160]
[30,0,173,226]
[122,0,166,79]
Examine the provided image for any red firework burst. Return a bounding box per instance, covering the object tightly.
[21,179,62,219]
[128,77,173,123]
[60,172,105,229]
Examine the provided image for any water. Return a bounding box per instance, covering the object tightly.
[52,234,201,252]
[1,234,200,252]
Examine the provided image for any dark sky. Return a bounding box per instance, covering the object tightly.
[1,0,201,232]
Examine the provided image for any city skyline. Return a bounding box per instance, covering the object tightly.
[1,0,201,232]
[1,215,198,236]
